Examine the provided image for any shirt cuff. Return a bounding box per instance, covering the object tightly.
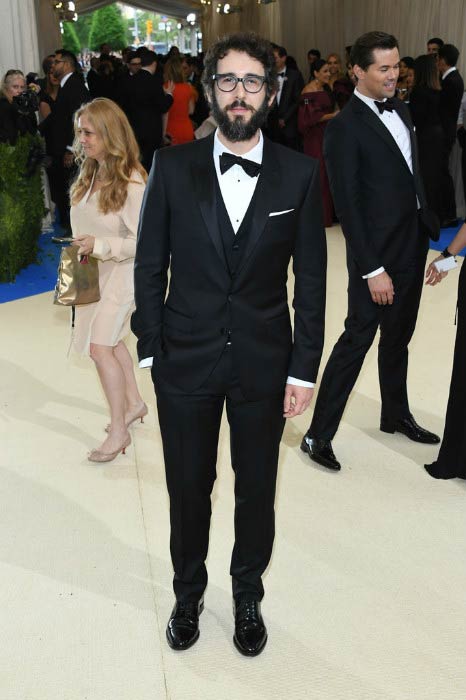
[139,357,153,368]
[287,376,315,388]
[362,266,385,279]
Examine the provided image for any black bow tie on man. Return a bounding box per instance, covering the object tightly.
[220,152,262,178]
[374,98,395,114]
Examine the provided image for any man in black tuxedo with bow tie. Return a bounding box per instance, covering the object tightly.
[132,32,326,656]
[301,31,440,472]
[39,50,89,231]
[265,44,304,150]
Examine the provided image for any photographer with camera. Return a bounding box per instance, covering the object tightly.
[0,69,38,145]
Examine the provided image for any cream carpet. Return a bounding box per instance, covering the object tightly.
[1,229,465,700]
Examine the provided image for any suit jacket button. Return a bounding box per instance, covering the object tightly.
[228,295,232,302]
[232,244,239,251]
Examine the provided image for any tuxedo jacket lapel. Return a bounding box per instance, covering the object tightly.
[236,138,281,277]
[393,101,427,207]
[191,134,228,270]
[352,97,412,175]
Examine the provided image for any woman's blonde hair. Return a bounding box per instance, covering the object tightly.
[164,57,185,84]
[0,70,25,99]
[327,53,343,75]
[70,97,147,214]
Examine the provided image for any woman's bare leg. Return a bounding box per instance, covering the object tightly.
[90,343,129,451]
[113,340,145,416]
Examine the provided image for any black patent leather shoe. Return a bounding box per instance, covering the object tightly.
[233,599,267,656]
[380,414,440,444]
[300,435,341,471]
[166,598,204,650]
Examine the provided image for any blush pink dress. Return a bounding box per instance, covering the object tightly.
[70,170,145,355]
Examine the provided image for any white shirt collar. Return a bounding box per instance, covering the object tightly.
[442,66,457,80]
[60,71,73,88]
[354,87,389,113]
[213,128,264,167]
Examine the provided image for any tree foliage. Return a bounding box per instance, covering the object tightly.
[62,21,81,55]
[88,5,127,52]
[74,12,93,50]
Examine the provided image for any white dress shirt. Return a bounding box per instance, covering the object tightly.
[141,129,313,388]
[276,67,287,105]
[442,66,457,81]
[354,88,415,279]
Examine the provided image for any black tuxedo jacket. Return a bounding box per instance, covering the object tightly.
[324,94,438,276]
[267,68,304,140]
[132,133,327,399]
[119,70,173,153]
[440,69,464,148]
[39,72,89,157]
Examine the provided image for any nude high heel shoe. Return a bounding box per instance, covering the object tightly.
[105,402,148,433]
[88,434,131,463]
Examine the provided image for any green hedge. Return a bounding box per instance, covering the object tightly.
[0,133,46,283]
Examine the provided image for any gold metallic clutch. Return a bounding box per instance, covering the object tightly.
[53,245,100,306]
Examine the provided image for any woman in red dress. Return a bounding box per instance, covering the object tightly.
[298,59,338,228]
[163,57,197,145]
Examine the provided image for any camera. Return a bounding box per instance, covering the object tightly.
[12,88,40,115]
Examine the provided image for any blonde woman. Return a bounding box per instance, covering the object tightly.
[0,69,37,144]
[70,97,147,462]
[326,53,344,89]
[163,57,197,145]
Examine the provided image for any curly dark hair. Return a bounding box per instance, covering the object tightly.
[202,32,278,100]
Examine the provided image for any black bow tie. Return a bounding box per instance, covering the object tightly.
[278,72,285,77]
[219,152,262,178]
[374,98,395,114]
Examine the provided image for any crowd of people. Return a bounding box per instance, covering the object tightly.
[0,28,465,657]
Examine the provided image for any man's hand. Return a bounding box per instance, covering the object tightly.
[283,384,314,418]
[278,118,286,129]
[367,271,394,305]
[63,151,74,168]
[425,256,448,286]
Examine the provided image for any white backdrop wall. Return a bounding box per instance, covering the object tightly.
[3,1,466,83]
[0,0,41,77]
[202,0,466,79]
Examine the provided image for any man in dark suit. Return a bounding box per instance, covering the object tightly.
[119,50,173,173]
[39,49,89,231]
[132,32,326,656]
[265,44,304,150]
[438,43,464,227]
[301,31,440,472]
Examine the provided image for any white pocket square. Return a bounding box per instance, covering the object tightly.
[269,208,295,217]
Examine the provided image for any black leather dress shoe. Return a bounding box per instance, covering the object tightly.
[380,415,440,444]
[166,598,204,650]
[233,599,267,656]
[300,435,341,471]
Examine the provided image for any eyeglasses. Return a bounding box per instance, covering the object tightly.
[212,73,267,93]
[52,59,65,65]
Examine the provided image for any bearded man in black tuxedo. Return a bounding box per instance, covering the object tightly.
[132,32,326,656]
[39,49,89,231]
[301,31,440,472]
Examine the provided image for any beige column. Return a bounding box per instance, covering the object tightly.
[35,0,62,67]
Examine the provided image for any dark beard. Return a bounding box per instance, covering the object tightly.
[211,93,270,142]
